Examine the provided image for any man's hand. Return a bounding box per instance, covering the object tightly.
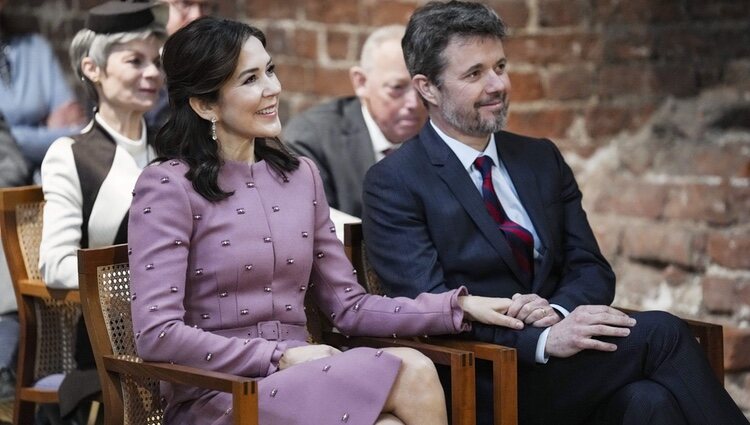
[458,295,524,329]
[508,293,561,327]
[46,101,86,128]
[545,305,636,358]
[278,344,341,370]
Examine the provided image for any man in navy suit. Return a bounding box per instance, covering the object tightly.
[362,2,749,424]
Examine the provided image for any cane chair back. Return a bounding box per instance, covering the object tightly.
[0,185,81,425]
[344,222,519,425]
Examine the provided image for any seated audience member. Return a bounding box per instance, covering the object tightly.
[145,0,220,131]
[362,2,750,425]
[0,112,27,402]
[0,0,85,175]
[128,16,522,425]
[37,2,166,423]
[283,25,426,218]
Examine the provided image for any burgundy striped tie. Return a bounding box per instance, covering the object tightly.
[473,155,534,282]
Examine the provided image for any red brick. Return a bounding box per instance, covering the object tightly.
[592,180,667,219]
[730,184,750,223]
[484,0,530,30]
[326,30,351,61]
[588,215,622,260]
[613,260,664,305]
[663,184,732,226]
[264,26,289,57]
[597,64,651,98]
[503,33,602,65]
[591,0,687,25]
[538,0,588,28]
[686,0,750,21]
[600,29,652,62]
[276,63,314,93]
[621,223,706,268]
[505,107,575,139]
[366,1,415,26]
[657,144,750,178]
[702,276,750,314]
[545,66,595,101]
[508,71,545,101]
[293,29,318,60]
[584,104,648,138]
[649,63,700,97]
[306,0,360,24]
[724,327,750,371]
[708,230,750,270]
[248,0,299,20]
[312,67,355,97]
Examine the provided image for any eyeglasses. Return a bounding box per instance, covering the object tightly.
[164,0,219,16]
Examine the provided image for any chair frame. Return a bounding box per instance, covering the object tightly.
[79,243,479,425]
[344,221,730,424]
[1,185,81,425]
[344,222,518,425]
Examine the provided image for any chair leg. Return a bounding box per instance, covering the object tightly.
[87,400,102,425]
[14,399,36,425]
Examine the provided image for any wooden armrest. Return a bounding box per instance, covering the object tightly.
[18,279,81,303]
[102,355,259,423]
[422,337,518,425]
[322,332,477,425]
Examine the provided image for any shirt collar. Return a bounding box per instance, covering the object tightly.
[429,120,499,171]
[361,103,401,157]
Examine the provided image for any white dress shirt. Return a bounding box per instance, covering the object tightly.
[361,104,401,161]
[430,121,569,363]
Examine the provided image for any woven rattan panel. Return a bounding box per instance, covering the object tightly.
[17,201,80,379]
[97,264,163,425]
[33,299,80,380]
[360,243,385,296]
[17,202,43,281]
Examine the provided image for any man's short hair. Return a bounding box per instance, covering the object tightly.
[359,24,406,72]
[403,1,506,86]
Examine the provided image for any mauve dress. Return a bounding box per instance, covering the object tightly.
[128,156,469,425]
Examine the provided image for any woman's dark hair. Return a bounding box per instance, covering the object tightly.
[157,17,299,202]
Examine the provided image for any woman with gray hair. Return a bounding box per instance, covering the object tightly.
[37,2,166,423]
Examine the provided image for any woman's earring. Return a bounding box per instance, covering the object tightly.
[210,117,217,141]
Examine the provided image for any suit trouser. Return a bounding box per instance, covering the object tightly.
[471,311,748,425]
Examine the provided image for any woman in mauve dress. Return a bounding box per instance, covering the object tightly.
[128,16,523,425]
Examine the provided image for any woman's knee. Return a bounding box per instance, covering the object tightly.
[383,347,439,381]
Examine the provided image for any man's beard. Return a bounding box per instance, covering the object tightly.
[441,93,509,137]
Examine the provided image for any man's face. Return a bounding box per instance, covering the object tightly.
[432,36,511,139]
[163,0,218,35]
[355,39,427,144]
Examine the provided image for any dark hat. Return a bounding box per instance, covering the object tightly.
[85,1,167,34]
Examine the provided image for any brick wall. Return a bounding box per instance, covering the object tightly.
[5,0,749,415]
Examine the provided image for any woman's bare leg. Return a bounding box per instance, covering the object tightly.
[375,413,405,424]
[380,347,448,425]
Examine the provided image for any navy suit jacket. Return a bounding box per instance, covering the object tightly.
[362,123,616,364]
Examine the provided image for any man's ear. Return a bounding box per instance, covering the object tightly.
[81,57,100,83]
[189,97,217,122]
[413,74,438,107]
[349,66,369,99]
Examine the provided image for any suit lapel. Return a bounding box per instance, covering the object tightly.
[495,132,552,290]
[419,125,529,285]
[341,98,377,171]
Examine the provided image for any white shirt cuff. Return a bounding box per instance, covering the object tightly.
[534,304,570,363]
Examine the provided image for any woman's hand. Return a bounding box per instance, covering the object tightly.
[458,296,524,329]
[278,344,342,370]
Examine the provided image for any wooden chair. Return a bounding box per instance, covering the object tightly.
[0,186,82,425]
[345,222,517,425]
[78,243,479,425]
[345,222,728,425]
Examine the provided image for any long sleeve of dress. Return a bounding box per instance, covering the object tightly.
[301,158,470,337]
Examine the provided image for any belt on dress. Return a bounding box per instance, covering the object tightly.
[245,320,308,341]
